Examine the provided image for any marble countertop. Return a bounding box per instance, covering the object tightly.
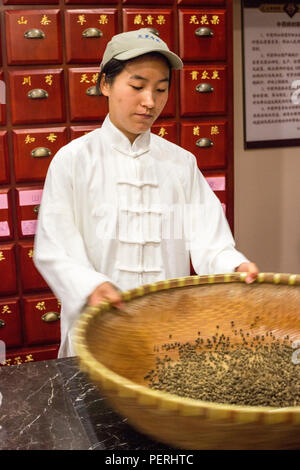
[0,357,173,450]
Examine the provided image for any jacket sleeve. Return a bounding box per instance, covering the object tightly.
[33,152,113,327]
[186,156,249,275]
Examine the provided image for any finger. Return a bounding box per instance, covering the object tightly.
[245,264,259,284]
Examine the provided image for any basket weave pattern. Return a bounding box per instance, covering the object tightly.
[73,273,300,449]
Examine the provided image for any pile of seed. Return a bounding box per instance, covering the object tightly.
[144,320,300,407]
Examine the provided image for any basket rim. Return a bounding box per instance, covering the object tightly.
[72,272,300,423]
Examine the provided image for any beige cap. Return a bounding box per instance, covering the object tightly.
[100,28,183,70]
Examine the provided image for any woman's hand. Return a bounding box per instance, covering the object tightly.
[235,262,259,284]
[88,281,124,309]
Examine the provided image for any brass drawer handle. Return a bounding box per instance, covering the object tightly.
[82,28,103,38]
[27,89,49,99]
[196,138,214,148]
[24,28,45,39]
[41,311,60,323]
[196,83,214,93]
[31,147,52,158]
[86,85,101,97]
[195,27,214,37]
[0,319,5,328]
[33,205,40,214]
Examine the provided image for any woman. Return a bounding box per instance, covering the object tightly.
[34,29,258,358]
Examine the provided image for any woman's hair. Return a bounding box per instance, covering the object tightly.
[96,52,172,95]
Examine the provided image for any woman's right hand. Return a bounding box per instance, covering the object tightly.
[87,281,124,309]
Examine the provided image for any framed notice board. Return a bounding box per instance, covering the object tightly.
[241,0,300,148]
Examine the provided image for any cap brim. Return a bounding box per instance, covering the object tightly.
[115,47,183,70]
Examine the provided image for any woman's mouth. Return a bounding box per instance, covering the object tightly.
[135,113,153,119]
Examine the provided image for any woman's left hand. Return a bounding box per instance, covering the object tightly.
[235,262,259,284]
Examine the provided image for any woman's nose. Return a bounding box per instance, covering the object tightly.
[141,90,155,108]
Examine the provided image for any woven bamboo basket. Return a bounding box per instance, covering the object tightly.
[73,272,300,450]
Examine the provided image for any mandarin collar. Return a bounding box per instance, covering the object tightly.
[102,114,151,158]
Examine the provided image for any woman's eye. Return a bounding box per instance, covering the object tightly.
[131,85,142,90]
[157,89,167,93]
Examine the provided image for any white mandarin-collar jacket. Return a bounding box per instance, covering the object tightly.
[33,115,248,357]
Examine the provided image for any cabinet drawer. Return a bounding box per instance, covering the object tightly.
[178,9,226,61]
[1,345,59,367]
[151,121,178,145]
[123,9,174,50]
[18,241,49,292]
[0,131,9,185]
[204,172,227,214]
[16,187,43,238]
[0,243,17,295]
[180,120,227,169]
[5,9,62,65]
[9,69,65,125]
[23,295,61,346]
[123,0,173,3]
[0,71,6,125]
[70,125,99,141]
[180,65,227,117]
[4,0,59,4]
[68,67,108,121]
[65,0,117,3]
[0,189,13,241]
[13,127,67,183]
[178,0,225,4]
[65,9,118,63]
[0,299,22,349]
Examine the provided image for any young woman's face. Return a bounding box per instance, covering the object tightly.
[100,55,170,144]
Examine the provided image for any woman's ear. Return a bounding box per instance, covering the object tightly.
[100,74,110,97]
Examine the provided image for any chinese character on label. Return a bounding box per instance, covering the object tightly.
[211,125,219,135]
[98,15,108,25]
[156,15,166,25]
[1,305,11,314]
[193,126,200,136]
[46,133,57,142]
[77,15,86,26]
[17,16,28,25]
[45,75,53,86]
[24,354,34,363]
[190,71,199,80]
[28,249,34,258]
[134,15,144,25]
[200,15,209,25]
[189,15,199,25]
[146,15,154,25]
[91,73,99,84]
[201,70,210,80]
[80,74,90,83]
[36,301,46,311]
[158,127,168,137]
[25,134,35,144]
[211,70,220,80]
[0,251,5,261]
[22,76,32,86]
[211,15,220,25]
[41,15,51,25]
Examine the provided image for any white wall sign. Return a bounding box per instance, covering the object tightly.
[242,1,300,148]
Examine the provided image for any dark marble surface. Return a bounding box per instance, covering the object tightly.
[0,357,173,450]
